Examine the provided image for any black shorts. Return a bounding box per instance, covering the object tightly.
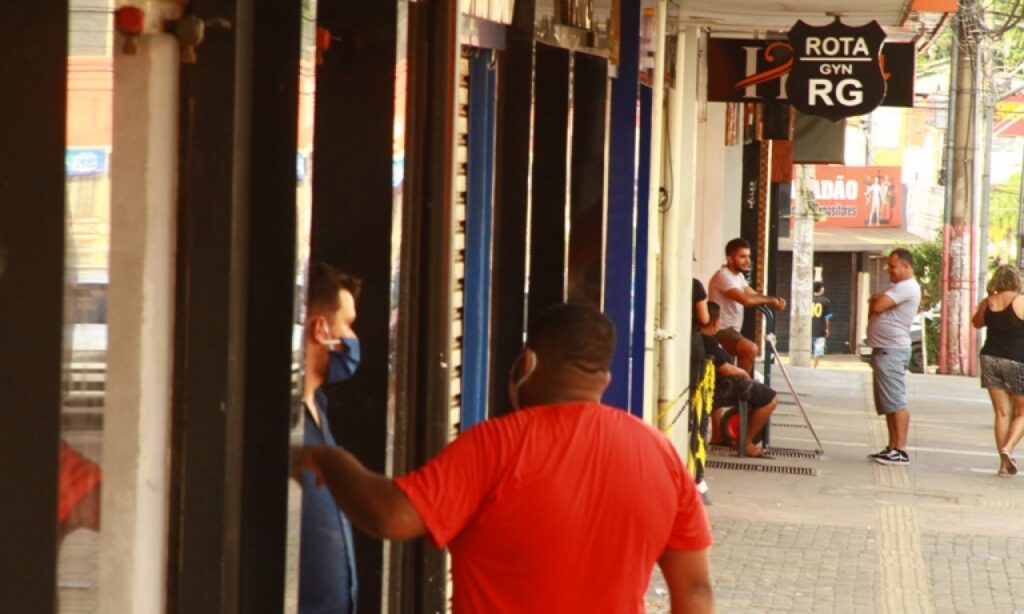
[714,376,777,409]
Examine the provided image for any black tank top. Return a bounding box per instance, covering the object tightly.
[982,298,1024,362]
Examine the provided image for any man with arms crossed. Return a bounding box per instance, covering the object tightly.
[295,303,715,613]
[866,248,921,466]
[708,237,787,374]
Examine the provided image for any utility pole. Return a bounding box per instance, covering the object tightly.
[942,15,979,376]
[1018,143,1024,268]
[788,165,814,367]
[975,40,993,377]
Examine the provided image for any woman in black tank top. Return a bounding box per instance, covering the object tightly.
[972,265,1024,477]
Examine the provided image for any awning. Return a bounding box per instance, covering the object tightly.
[679,0,955,41]
[779,227,930,252]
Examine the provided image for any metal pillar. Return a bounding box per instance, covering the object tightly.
[0,5,67,612]
[312,1,405,608]
[603,0,641,412]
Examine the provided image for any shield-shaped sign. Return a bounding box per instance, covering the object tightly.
[786,19,887,121]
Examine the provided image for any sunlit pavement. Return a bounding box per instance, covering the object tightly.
[58,355,1024,613]
[647,354,1024,613]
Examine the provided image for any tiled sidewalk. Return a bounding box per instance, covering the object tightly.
[648,359,1024,613]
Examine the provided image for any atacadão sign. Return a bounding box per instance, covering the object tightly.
[786,18,887,121]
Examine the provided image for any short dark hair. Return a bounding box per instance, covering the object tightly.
[306,261,361,319]
[526,303,615,373]
[890,248,913,268]
[706,301,720,323]
[813,281,824,293]
[725,238,750,257]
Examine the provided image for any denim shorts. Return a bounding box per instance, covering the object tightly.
[871,347,911,415]
[980,354,1024,395]
[812,337,826,357]
[713,376,777,409]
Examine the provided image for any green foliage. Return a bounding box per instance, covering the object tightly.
[924,317,941,366]
[917,25,953,79]
[987,0,1024,75]
[904,230,944,311]
[988,172,1021,269]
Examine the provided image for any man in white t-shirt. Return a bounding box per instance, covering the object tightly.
[865,248,921,466]
[707,238,787,374]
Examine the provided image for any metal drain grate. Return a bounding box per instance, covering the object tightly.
[763,446,821,460]
[707,460,817,476]
[707,445,820,460]
[769,422,809,429]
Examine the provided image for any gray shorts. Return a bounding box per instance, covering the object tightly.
[980,354,1024,395]
[871,347,911,415]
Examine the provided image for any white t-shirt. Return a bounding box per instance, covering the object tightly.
[708,266,749,331]
[866,278,921,348]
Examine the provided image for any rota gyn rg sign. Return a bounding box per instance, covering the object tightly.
[786,18,887,121]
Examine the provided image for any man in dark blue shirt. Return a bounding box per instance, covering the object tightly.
[299,262,362,613]
[701,302,778,457]
[811,281,833,368]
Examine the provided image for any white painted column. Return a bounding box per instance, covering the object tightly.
[657,25,701,448]
[693,103,724,283]
[693,103,743,282]
[642,0,668,424]
[100,3,181,611]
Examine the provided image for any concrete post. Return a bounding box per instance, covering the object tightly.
[942,18,978,375]
[642,0,668,424]
[788,166,815,367]
[99,4,181,611]
[657,25,700,447]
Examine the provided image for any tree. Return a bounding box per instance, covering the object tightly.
[901,232,943,365]
[905,230,943,311]
[988,173,1021,267]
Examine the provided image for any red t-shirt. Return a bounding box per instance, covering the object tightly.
[59,440,102,523]
[394,403,712,613]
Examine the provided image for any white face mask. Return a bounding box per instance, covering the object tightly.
[508,350,537,410]
[320,321,360,384]
[320,321,341,348]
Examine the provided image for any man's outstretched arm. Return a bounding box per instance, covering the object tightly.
[297,446,426,541]
[724,287,785,310]
[658,547,715,613]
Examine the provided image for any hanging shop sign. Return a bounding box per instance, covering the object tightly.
[706,38,912,109]
[786,19,887,121]
[794,165,903,229]
[995,95,1024,137]
[65,148,108,177]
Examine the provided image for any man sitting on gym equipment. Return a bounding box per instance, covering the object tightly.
[700,301,778,458]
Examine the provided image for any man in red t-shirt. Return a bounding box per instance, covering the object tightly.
[296,303,715,613]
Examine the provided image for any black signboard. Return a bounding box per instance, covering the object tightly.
[786,19,887,121]
[706,39,913,108]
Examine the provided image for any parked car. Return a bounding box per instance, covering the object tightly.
[858,304,939,374]
[64,269,305,405]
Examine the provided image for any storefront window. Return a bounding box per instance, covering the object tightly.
[59,1,113,610]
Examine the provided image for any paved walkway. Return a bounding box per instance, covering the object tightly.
[60,356,1024,612]
[647,356,1024,613]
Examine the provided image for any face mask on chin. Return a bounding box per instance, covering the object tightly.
[321,322,361,384]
